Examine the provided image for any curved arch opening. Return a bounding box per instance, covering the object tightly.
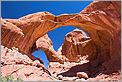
[32,25,90,68]
[48,25,89,51]
[32,50,49,68]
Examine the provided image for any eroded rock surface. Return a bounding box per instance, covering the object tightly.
[1,1,121,81]
[1,45,54,81]
[36,34,65,64]
[58,29,96,62]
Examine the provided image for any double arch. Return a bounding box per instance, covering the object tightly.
[2,11,120,71]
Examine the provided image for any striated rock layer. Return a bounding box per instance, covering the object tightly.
[1,1,121,81]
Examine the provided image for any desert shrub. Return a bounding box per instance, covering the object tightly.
[0,75,23,82]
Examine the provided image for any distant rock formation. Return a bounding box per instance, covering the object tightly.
[1,1,121,81]
[58,29,96,62]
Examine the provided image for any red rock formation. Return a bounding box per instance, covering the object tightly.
[36,34,65,64]
[1,1,121,81]
[1,12,65,63]
[1,12,56,62]
[49,1,121,81]
[80,1,121,72]
[58,29,96,62]
[56,1,121,73]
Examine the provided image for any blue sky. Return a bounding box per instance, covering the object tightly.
[1,1,92,68]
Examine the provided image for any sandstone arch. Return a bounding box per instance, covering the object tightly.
[1,1,120,72]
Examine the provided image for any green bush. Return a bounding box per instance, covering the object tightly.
[0,75,23,82]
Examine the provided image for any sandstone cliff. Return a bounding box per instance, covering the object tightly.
[1,1,121,81]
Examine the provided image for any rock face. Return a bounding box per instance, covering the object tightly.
[58,29,96,62]
[80,1,121,72]
[1,12,56,62]
[1,1,121,81]
[36,34,65,64]
[1,45,53,81]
